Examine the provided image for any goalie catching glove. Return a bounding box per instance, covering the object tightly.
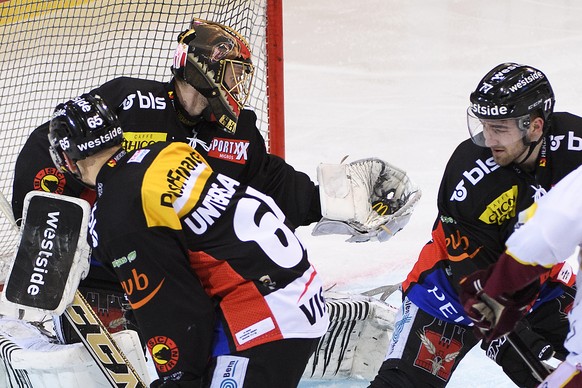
[312,158,421,242]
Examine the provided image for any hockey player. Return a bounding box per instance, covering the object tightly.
[369,63,580,388]
[460,165,582,388]
[47,93,330,387]
[11,18,418,335]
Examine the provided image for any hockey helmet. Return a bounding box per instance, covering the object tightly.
[48,94,123,179]
[467,63,555,147]
[172,18,254,134]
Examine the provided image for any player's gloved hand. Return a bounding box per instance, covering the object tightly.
[312,158,421,242]
[459,269,539,342]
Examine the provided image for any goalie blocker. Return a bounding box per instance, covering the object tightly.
[1,191,91,316]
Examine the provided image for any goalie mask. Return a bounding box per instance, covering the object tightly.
[467,63,554,148]
[172,18,254,134]
[48,94,123,180]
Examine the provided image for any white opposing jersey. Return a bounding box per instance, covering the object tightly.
[505,164,582,268]
[504,164,582,369]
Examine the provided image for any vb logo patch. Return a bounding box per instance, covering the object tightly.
[33,168,66,194]
[147,336,179,373]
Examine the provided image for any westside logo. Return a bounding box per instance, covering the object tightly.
[75,126,123,152]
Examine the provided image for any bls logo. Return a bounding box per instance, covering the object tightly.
[122,90,166,110]
[550,131,582,151]
[450,157,500,201]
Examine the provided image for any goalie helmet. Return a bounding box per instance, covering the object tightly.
[467,63,555,147]
[48,94,123,180]
[172,18,254,134]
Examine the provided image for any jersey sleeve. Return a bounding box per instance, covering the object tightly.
[505,165,582,267]
[238,110,321,228]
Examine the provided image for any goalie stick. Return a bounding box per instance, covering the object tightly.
[65,290,147,387]
[0,191,147,387]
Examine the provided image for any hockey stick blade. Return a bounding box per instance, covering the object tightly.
[506,331,551,383]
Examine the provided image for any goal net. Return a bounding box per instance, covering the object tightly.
[0,0,284,269]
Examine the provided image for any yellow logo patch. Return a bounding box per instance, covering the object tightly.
[479,185,518,225]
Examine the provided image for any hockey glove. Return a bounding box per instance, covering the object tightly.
[459,268,540,342]
[312,158,421,242]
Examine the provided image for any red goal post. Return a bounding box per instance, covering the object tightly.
[0,0,285,269]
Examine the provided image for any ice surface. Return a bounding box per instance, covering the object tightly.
[285,1,582,386]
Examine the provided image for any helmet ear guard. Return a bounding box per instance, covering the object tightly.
[171,18,254,134]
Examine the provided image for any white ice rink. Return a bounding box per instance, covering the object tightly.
[285,1,582,387]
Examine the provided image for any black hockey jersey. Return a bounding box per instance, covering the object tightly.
[12,77,320,228]
[90,142,328,378]
[402,112,582,325]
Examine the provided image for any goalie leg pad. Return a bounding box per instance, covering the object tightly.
[302,291,398,380]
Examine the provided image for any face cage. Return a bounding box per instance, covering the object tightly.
[467,108,531,148]
[218,59,254,110]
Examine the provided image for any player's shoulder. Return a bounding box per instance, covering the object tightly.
[95,76,166,91]
[551,111,582,131]
[91,76,169,107]
[438,138,519,214]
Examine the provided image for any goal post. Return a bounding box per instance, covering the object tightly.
[0,0,285,266]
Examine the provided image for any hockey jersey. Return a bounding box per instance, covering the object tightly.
[502,164,582,367]
[90,142,329,378]
[402,112,582,325]
[12,77,320,228]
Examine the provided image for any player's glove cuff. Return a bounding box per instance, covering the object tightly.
[460,269,539,341]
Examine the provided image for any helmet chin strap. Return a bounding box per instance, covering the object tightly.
[513,136,542,166]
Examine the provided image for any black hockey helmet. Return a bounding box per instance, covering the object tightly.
[171,18,254,134]
[467,63,555,147]
[48,94,123,179]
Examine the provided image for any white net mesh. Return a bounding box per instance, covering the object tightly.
[0,0,273,264]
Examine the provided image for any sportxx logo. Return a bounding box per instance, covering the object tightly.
[120,269,165,309]
[207,137,249,164]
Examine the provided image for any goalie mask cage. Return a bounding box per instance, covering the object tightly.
[0,0,285,268]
